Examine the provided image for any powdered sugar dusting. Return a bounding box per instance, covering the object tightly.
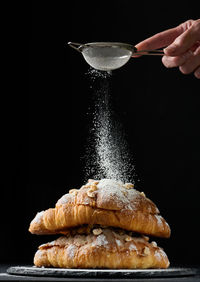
[97,179,139,209]
[82,197,90,205]
[84,70,135,183]
[155,215,164,230]
[33,211,44,224]
[66,245,77,259]
[95,234,108,247]
[56,193,75,206]
[35,250,44,260]
[155,249,163,261]
[129,242,137,251]
[57,194,70,205]
[159,248,168,259]
[115,239,122,247]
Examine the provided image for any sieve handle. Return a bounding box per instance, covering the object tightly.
[68,42,83,52]
[133,49,164,56]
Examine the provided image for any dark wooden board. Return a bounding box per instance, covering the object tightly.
[7,266,200,279]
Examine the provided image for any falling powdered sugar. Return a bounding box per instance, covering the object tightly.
[84,68,135,183]
[86,68,112,81]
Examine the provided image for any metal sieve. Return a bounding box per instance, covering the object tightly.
[68,42,164,71]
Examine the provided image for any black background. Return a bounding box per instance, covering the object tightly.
[1,0,200,267]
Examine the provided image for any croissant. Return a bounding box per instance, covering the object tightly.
[34,227,170,269]
[29,179,170,238]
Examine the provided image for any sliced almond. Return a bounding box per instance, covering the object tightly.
[122,190,128,196]
[140,191,146,197]
[142,235,149,241]
[151,241,157,247]
[82,184,91,189]
[93,228,103,235]
[124,183,134,189]
[125,236,132,242]
[75,238,84,247]
[87,190,96,198]
[90,184,98,192]
[143,246,150,256]
[69,189,78,195]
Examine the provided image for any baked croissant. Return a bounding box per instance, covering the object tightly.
[29,179,170,238]
[34,227,170,269]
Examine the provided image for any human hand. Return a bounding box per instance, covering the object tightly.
[135,19,200,79]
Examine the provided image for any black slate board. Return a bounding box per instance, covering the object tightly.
[7,266,199,279]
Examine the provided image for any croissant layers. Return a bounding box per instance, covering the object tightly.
[29,179,171,269]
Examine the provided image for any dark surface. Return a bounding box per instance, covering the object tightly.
[1,265,200,282]
[1,0,200,268]
[6,266,200,278]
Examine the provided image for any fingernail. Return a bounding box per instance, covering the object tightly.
[164,44,176,54]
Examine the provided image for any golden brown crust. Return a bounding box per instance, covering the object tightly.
[29,179,170,238]
[34,228,169,269]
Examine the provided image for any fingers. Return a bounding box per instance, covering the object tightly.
[134,26,184,52]
[164,19,200,56]
[162,46,200,78]
[179,46,200,77]
[134,19,200,79]
[162,50,193,68]
[134,20,195,52]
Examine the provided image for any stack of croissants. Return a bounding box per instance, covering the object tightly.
[29,179,171,269]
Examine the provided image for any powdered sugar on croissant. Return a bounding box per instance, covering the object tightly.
[29,179,170,238]
[34,227,170,269]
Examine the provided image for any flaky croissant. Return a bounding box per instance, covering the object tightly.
[29,179,170,238]
[34,227,170,269]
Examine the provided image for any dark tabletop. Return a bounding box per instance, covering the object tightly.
[1,264,200,282]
